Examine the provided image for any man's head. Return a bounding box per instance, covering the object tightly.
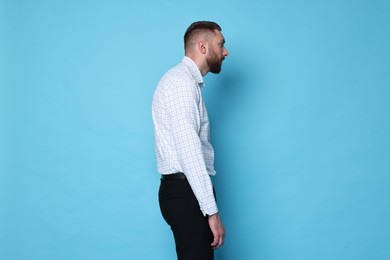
[184,21,229,75]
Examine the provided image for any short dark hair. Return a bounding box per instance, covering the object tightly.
[184,21,222,51]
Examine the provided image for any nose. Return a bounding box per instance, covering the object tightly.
[223,47,229,57]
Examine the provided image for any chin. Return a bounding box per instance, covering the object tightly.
[210,64,222,74]
[210,68,221,74]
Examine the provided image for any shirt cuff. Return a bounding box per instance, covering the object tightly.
[201,199,218,216]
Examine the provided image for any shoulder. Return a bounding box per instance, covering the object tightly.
[157,64,199,97]
[164,62,192,85]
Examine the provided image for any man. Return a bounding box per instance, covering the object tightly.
[152,21,229,260]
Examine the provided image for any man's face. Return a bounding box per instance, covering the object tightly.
[207,30,229,74]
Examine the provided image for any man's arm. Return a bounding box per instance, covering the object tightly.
[165,82,217,216]
[166,81,225,249]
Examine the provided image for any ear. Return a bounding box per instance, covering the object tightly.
[197,41,207,55]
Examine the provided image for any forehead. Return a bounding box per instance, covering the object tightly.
[213,30,225,42]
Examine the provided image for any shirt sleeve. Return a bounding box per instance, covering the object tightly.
[165,81,218,216]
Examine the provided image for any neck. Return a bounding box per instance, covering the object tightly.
[186,53,209,76]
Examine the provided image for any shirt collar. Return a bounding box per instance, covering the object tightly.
[182,56,204,88]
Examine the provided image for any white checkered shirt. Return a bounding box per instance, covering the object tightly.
[152,56,217,216]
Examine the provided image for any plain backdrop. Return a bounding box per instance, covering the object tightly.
[1,0,389,259]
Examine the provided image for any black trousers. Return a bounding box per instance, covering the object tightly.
[159,177,214,260]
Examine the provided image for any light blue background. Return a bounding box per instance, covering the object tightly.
[1,0,389,259]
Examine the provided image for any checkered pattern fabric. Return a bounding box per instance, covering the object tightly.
[152,56,217,216]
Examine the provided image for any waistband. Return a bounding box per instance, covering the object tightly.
[161,172,186,180]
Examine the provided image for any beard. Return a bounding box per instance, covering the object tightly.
[207,49,224,74]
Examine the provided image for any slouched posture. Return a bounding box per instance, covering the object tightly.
[152,21,229,260]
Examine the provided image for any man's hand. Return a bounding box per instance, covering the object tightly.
[208,212,225,249]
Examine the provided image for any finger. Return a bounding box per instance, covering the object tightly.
[212,235,223,249]
[211,235,219,247]
[214,230,225,249]
[213,241,221,249]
